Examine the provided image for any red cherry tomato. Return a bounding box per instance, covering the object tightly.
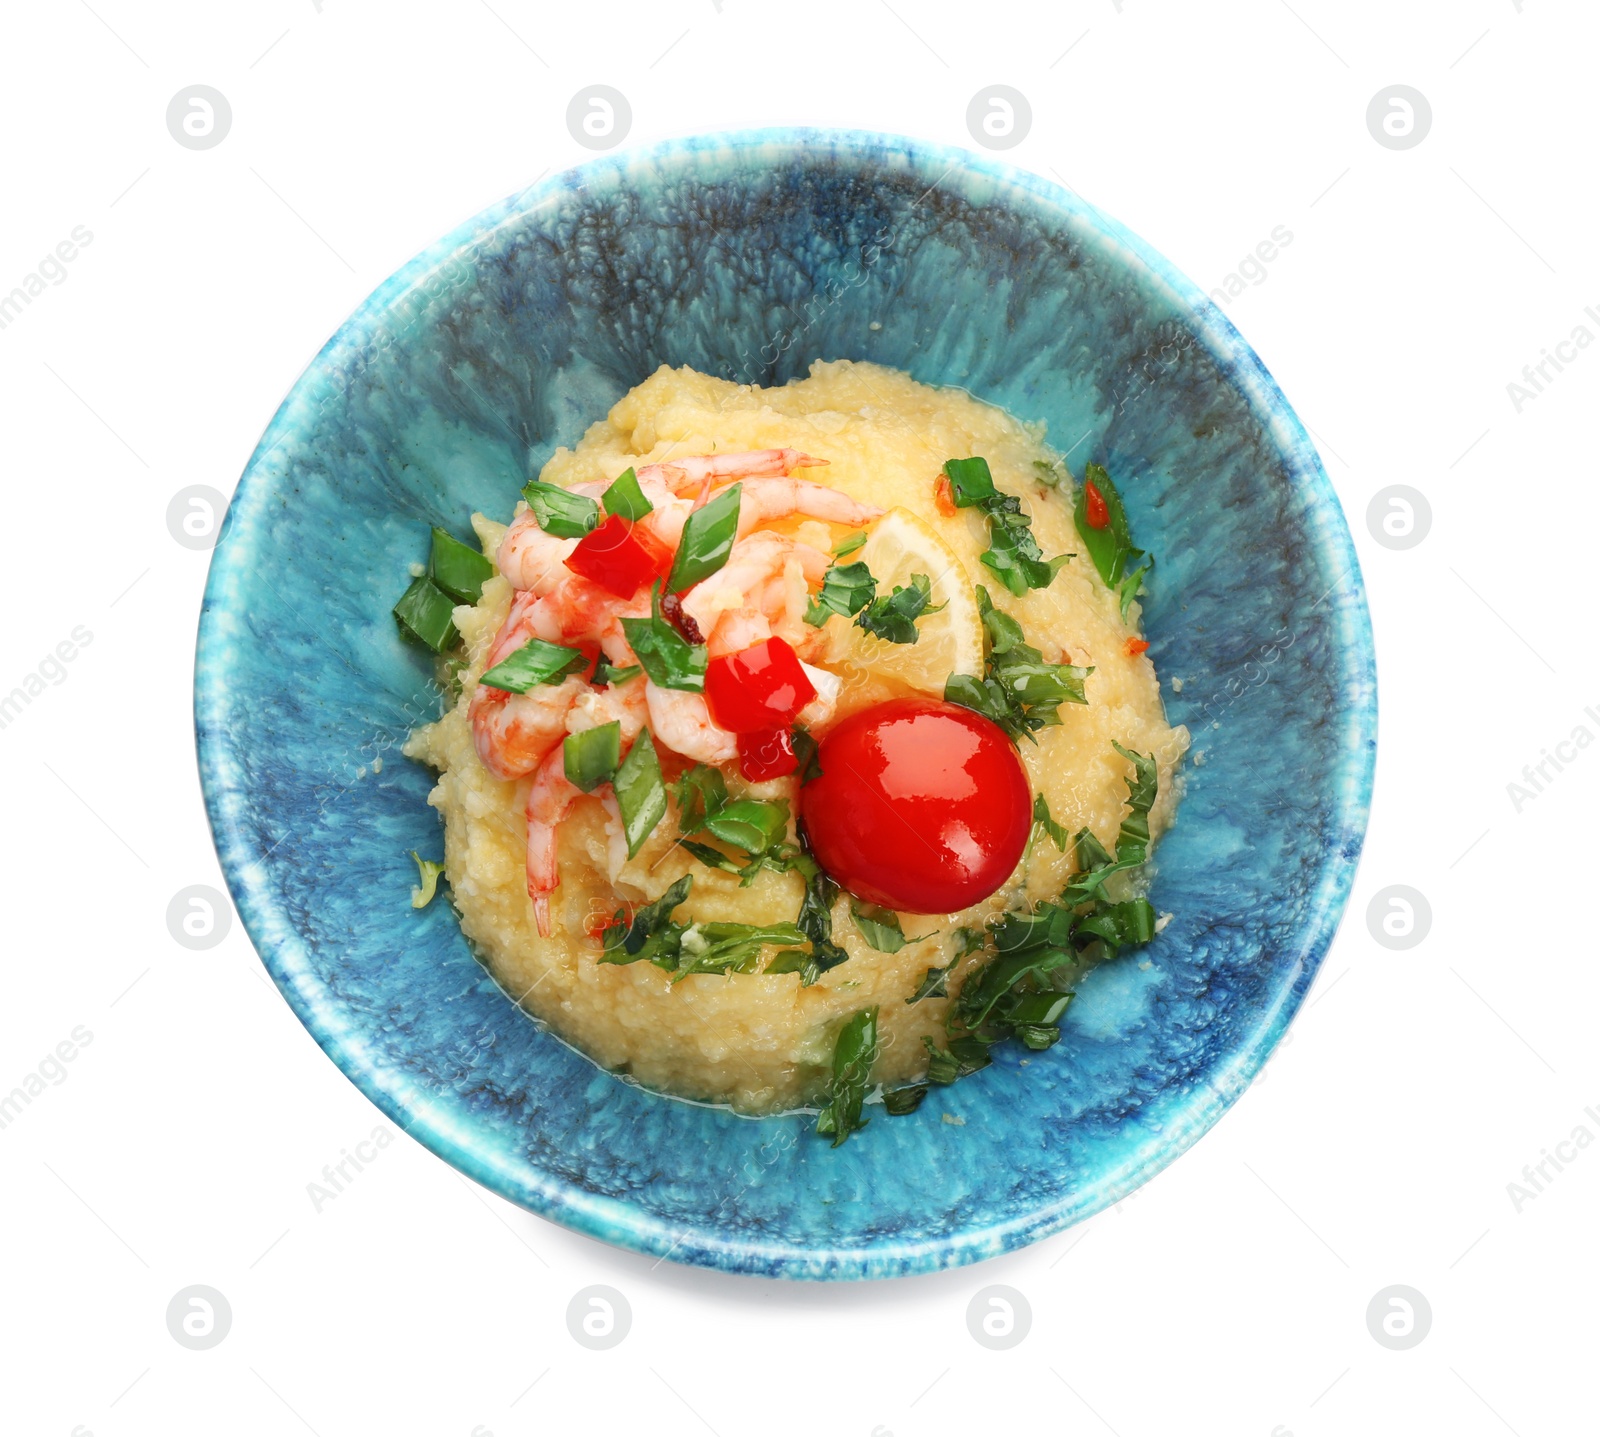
[704,637,816,733]
[564,513,671,599]
[801,698,1032,913]
[738,725,798,782]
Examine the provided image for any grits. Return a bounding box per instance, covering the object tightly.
[404,360,1187,1115]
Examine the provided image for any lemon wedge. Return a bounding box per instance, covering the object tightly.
[822,506,983,695]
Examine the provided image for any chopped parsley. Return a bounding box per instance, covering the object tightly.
[804,560,877,627]
[944,586,1093,742]
[816,1008,879,1146]
[620,583,708,692]
[921,743,1160,1081]
[855,573,943,644]
[850,901,907,953]
[942,456,1071,597]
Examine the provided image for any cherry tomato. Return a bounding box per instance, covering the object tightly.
[738,725,798,782]
[801,698,1031,913]
[564,513,671,599]
[704,637,816,733]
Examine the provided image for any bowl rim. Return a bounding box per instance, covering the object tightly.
[195,124,1377,1280]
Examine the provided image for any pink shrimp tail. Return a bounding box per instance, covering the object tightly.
[533,894,552,938]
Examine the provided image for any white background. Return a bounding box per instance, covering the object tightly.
[1,1,1594,1433]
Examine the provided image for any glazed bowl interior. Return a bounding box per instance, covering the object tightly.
[196,128,1375,1279]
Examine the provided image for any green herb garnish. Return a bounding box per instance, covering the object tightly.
[409,851,445,909]
[832,530,869,557]
[563,722,621,793]
[667,482,742,592]
[923,1033,991,1084]
[591,657,643,688]
[930,743,1160,1074]
[855,573,943,644]
[850,901,907,953]
[522,479,600,539]
[671,921,812,982]
[393,575,459,653]
[602,467,653,523]
[428,527,495,604]
[620,583,708,692]
[599,875,693,968]
[804,560,877,627]
[479,637,588,692]
[1075,463,1152,621]
[942,456,1070,597]
[883,1085,928,1116]
[816,1008,879,1146]
[614,729,667,857]
[944,587,1093,742]
[792,726,823,784]
[1032,793,1071,852]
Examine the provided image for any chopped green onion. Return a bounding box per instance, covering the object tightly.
[804,560,877,627]
[883,1085,928,1116]
[620,584,708,692]
[850,901,907,953]
[614,729,667,857]
[563,722,621,793]
[428,527,496,604]
[602,467,653,523]
[704,798,789,855]
[832,530,869,557]
[667,482,742,592]
[816,1008,879,1145]
[855,573,943,645]
[1032,459,1063,488]
[409,851,445,909]
[393,576,459,653]
[522,479,599,539]
[942,456,998,507]
[479,638,588,692]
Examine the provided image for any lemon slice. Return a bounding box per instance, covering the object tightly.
[822,506,983,694]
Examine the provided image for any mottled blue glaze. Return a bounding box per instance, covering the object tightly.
[195,129,1376,1280]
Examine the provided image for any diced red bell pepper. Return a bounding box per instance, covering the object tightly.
[1084,478,1111,530]
[738,726,798,782]
[564,513,672,599]
[1125,637,1150,657]
[704,637,817,733]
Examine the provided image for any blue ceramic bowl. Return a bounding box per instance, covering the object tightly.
[196,128,1375,1280]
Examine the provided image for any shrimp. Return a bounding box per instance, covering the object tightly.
[524,747,585,936]
[566,674,648,747]
[470,676,585,781]
[496,511,578,595]
[638,448,828,498]
[470,589,593,780]
[680,532,831,656]
[646,683,738,765]
[728,476,885,539]
[518,578,652,666]
[525,731,638,934]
